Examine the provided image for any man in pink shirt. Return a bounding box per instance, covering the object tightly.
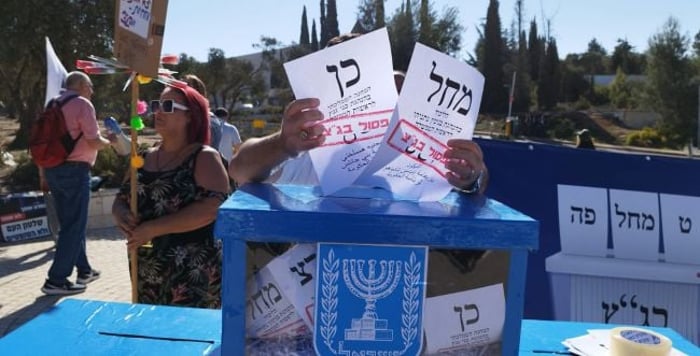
[39,71,115,295]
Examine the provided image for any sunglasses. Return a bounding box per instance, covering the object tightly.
[150,99,189,113]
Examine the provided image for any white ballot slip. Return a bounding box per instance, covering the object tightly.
[265,243,318,329]
[357,43,485,201]
[283,28,397,195]
[423,284,505,354]
[245,259,309,339]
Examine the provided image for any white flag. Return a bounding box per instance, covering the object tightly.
[45,37,68,107]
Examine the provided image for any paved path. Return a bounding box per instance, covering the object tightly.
[0,227,131,337]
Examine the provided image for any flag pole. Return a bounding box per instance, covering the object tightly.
[129,76,139,303]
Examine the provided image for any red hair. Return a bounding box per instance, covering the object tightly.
[172,85,210,145]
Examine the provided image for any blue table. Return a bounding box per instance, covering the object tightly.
[519,319,700,354]
[0,299,222,356]
[215,183,539,355]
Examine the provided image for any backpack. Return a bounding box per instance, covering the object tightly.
[29,94,82,168]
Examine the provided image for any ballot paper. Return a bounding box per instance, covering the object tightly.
[423,284,505,354]
[283,29,485,201]
[357,43,485,201]
[283,28,397,196]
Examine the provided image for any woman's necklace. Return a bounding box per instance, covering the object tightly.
[155,144,189,171]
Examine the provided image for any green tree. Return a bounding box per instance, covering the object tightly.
[417,0,436,47]
[357,0,385,31]
[527,19,541,82]
[609,67,632,108]
[580,38,609,74]
[611,39,644,74]
[482,0,507,114]
[388,1,416,71]
[299,6,310,47]
[537,38,560,110]
[559,55,591,103]
[320,0,328,48]
[202,48,227,107]
[0,0,114,148]
[644,17,698,146]
[311,20,319,51]
[326,0,340,40]
[693,29,700,57]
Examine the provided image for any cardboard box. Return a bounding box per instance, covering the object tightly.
[113,0,169,78]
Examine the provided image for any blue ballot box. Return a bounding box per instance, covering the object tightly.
[215,184,539,355]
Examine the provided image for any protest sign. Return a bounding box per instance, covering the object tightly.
[113,0,168,77]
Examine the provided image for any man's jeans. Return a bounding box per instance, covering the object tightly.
[45,161,92,284]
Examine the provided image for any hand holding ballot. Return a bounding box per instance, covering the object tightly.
[228,28,489,201]
[279,98,326,156]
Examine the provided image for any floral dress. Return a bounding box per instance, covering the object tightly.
[118,146,227,308]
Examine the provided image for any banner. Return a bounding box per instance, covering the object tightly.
[0,192,51,243]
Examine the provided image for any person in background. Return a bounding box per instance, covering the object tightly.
[213,107,242,162]
[40,71,115,295]
[576,129,596,150]
[182,74,224,152]
[111,84,230,308]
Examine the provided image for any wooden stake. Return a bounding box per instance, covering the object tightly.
[129,77,139,303]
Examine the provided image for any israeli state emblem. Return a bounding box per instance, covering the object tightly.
[314,243,428,355]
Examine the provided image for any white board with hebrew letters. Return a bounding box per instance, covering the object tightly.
[609,189,660,261]
[659,193,700,264]
[557,184,609,257]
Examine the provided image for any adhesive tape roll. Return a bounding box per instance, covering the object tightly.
[610,327,672,356]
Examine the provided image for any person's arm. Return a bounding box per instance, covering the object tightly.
[124,147,230,251]
[85,135,113,150]
[228,98,325,184]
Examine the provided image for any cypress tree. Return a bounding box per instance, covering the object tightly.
[376,0,385,29]
[300,6,310,47]
[320,0,327,48]
[528,19,540,82]
[326,0,340,40]
[418,0,434,46]
[311,19,319,51]
[483,0,507,114]
[390,0,416,71]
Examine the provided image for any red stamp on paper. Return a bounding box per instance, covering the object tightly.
[320,109,393,147]
[387,119,449,177]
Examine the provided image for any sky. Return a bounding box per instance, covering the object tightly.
[161,0,700,62]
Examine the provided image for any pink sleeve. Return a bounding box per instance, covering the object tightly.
[76,98,99,139]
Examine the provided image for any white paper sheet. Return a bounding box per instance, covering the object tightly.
[659,193,700,264]
[423,284,504,354]
[357,43,485,201]
[608,189,660,261]
[557,184,610,257]
[283,28,397,195]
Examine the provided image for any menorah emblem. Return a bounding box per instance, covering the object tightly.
[342,259,402,341]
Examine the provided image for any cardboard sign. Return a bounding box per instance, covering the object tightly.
[0,192,52,243]
[113,0,168,78]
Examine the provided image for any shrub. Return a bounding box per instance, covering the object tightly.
[625,127,666,148]
[547,117,576,140]
[6,152,38,191]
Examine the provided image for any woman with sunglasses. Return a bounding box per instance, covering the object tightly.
[112,85,230,308]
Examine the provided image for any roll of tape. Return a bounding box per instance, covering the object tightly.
[610,327,672,356]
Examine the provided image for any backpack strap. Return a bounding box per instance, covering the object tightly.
[53,93,83,141]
